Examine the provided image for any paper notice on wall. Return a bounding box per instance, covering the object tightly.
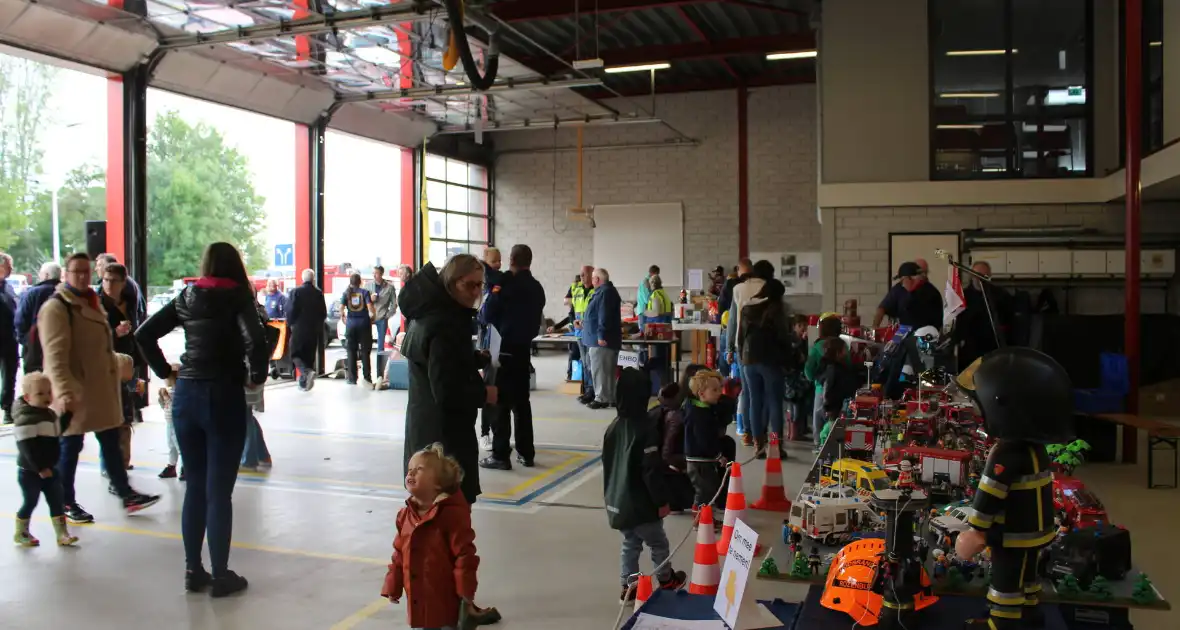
[687,269,704,292]
[750,252,822,296]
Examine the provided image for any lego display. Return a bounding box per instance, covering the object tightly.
[757,556,780,577]
[1051,476,1110,528]
[1039,524,1132,588]
[1132,573,1159,605]
[786,487,881,546]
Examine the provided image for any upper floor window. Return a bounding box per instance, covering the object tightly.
[424,154,491,268]
[930,0,1093,180]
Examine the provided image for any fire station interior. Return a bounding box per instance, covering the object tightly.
[2,0,1180,628]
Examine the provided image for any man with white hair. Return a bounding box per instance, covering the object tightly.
[14,261,62,378]
[286,268,327,391]
[580,267,622,408]
[0,252,16,424]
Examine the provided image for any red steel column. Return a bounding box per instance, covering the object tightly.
[400,147,416,266]
[294,124,312,273]
[1124,0,1143,463]
[105,76,126,261]
[737,87,749,259]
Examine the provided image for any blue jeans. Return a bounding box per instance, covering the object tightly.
[172,378,248,576]
[375,318,389,378]
[57,428,132,504]
[241,412,271,468]
[17,469,65,519]
[734,359,749,436]
[620,519,672,587]
[744,363,785,440]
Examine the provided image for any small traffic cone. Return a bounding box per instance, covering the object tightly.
[689,506,721,595]
[751,434,793,513]
[633,575,654,611]
[716,462,748,556]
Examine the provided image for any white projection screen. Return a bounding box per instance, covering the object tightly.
[592,202,684,288]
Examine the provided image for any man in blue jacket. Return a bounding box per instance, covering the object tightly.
[581,267,622,409]
[15,262,61,377]
[480,244,546,470]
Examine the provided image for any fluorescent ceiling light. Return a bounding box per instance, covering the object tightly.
[1044,87,1085,106]
[946,49,1018,56]
[766,50,817,61]
[1150,41,1163,47]
[604,62,670,74]
[937,124,984,129]
[940,92,1000,98]
[981,167,1007,172]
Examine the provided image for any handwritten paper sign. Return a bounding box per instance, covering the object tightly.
[617,350,642,368]
[714,519,757,628]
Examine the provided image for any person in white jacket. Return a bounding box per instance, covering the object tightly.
[724,259,775,446]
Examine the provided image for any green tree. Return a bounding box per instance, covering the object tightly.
[0,55,57,258]
[146,110,267,286]
[1056,574,1081,597]
[8,164,105,271]
[1086,576,1113,601]
[1132,573,1158,605]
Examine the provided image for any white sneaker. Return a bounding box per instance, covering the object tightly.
[480,434,493,451]
[363,379,374,389]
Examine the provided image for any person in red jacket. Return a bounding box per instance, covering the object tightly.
[383,443,500,629]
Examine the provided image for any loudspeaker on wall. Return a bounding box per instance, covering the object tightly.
[85,220,106,261]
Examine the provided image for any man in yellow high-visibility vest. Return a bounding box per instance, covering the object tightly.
[569,265,596,402]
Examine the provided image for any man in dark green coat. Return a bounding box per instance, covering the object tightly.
[399,259,492,504]
[603,368,687,600]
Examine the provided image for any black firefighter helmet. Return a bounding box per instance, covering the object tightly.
[956,347,1075,444]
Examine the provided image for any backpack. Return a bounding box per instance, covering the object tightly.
[24,294,73,374]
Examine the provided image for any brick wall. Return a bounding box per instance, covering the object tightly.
[494,85,818,318]
[829,203,1180,316]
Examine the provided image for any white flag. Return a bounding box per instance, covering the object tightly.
[944,265,966,327]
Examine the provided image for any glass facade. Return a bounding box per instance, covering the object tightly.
[424,154,491,268]
[930,0,1093,179]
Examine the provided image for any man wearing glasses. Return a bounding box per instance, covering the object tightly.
[41,253,160,523]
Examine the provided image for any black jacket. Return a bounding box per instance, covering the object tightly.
[287,282,328,359]
[898,281,944,330]
[820,360,859,414]
[136,279,269,385]
[603,368,667,530]
[969,440,1056,550]
[683,396,735,462]
[738,301,799,369]
[12,398,59,471]
[399,263,487,503]
[718,275,747,316]
[483,268,546,351]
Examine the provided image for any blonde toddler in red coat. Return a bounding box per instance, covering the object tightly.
[383,443,499,630]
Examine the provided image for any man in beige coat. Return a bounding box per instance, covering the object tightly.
[44,253,159,524]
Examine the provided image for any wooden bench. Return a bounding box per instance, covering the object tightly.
[1095,414,1180,489]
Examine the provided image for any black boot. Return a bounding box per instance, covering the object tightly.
[210,571,248,598]
[186,568,213,593]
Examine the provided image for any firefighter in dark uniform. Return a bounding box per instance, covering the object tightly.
[479,244,546,471]
[955,347,1074,629]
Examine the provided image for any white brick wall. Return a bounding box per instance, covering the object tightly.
[495,85,819,318]
[828,203,1180,316]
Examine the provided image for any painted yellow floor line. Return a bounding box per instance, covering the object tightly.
[0,449,588,501]
[5,513,386,566]
[330,598,390,630]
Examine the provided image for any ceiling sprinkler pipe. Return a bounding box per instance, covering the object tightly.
[442,0,500,91]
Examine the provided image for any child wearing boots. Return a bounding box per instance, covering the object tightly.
[683,368,733,525]
[158,365,182,480]
[382,443,499,630]
[13,372,78,547]
[605,368,688,602]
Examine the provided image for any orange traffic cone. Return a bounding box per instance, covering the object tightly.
[633,575,654,611]
[716,462,748,556]
[689,506,721,595]
[751,434,793,512]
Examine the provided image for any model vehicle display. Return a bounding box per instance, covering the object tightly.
[929,504,973,547]
[787,491,881,546]
[1039,524,1132,589]
[882,446,973,501]
[1052,476,1110,528]
[819,458,891,498]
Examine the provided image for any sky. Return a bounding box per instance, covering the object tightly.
[36,63,403,272]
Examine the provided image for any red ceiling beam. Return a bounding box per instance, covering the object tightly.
[672,6,739,81]
[491,0,713,22]
[576,70,814,100]
[520,32,815,74]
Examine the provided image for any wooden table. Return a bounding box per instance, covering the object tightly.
[1094,413,1180,489]
[672,322,721,366]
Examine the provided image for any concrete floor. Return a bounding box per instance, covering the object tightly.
[1,351,1176,629]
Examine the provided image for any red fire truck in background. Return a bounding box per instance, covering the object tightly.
[883,446,973,499]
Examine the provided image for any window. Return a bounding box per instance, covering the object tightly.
[835,512,847,526]
[930,0,1093,179]
[424,154,491,267]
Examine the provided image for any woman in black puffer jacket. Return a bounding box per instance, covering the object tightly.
[136,242,269,598]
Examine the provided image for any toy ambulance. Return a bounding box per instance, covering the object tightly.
[788,491,881,546]
[819,458,891,499]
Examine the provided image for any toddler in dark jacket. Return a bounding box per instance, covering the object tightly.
[816,338,859,445]
[603,368,687,603]
[13,372,78,547]
[682,369,733,522]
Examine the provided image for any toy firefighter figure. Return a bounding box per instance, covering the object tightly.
[895,459,916,489]
[789,526,804,562]
[808,547,821,575]
[931,549,948,579]
[955,347,1074,629]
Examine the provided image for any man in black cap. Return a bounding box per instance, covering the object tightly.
[873,258,928,328]
[890,261,943,331]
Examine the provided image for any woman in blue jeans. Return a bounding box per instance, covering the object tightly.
[734,279,797,459]
[136,242,269,598]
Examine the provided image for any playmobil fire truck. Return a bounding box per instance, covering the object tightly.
[1052,476,1111,528]
[883,446,973,500]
